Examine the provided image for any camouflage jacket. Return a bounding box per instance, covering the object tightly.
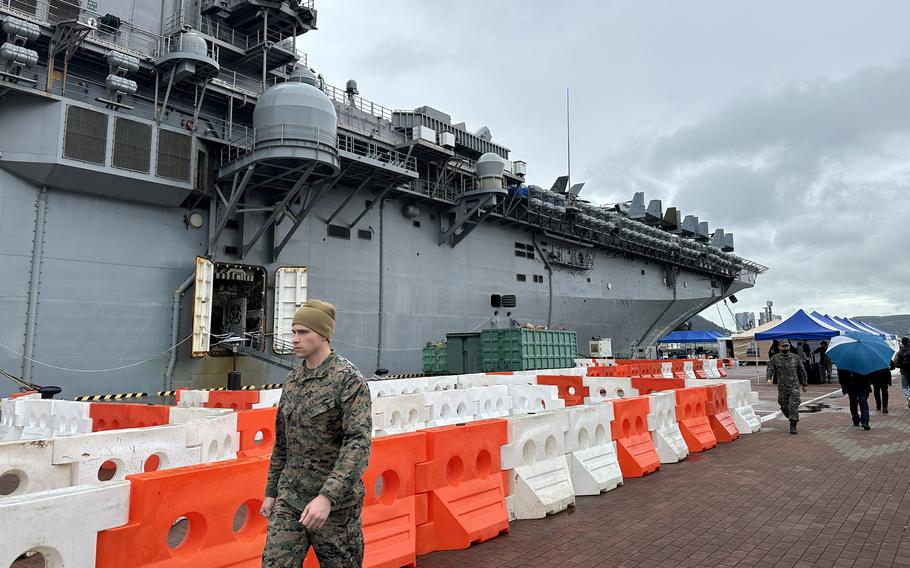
[265,351,372,511]
[767,352,808,387]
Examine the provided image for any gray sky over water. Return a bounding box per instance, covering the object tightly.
[304,1,910,327]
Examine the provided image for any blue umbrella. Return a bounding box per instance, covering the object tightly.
[826,332,895,375]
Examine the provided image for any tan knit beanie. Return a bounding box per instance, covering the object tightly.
[292,299,336,340]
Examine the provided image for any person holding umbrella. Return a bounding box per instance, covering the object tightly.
[766,339,808,434]
[827,332,896,429]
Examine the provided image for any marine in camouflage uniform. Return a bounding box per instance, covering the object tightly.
[766,339,808,434]
[262,301,372,567]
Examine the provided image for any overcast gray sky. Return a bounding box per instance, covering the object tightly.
[303,1,910,328]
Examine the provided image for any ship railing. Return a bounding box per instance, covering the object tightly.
[406,180,457,202]
[212,68,266,97]
[2,0,161,58]
[322,83,393,122]
[336,133,417,172]
[164,11,252,52]
[220,124,338,166]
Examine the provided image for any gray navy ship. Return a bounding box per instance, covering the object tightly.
[0,0,767,398]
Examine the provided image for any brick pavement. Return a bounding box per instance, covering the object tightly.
[418,369,910,568]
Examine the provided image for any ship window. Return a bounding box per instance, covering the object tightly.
[358,229,372,240]
[327,224,351,239]
[516,274,526,282]
[491,294,502,308]
[514,250,525,258]
[412,220,421,228]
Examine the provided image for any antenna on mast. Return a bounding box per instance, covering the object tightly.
[566,87,571,192]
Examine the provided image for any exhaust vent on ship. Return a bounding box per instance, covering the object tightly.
[156,130,193,181]
[63,105,108,165]
[112,117,152,173]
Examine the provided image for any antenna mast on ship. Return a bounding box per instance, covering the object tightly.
[566,87,571,192]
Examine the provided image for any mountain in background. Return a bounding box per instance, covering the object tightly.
[677,315,733,336]
[854,314,910,336]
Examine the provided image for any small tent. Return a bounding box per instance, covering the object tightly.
[731,318,783,364]
[655,330,723,344]
[754,309,841,341]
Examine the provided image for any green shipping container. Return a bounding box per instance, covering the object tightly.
[445,332,484,374]
[481,329,578,371]
[422,344,448,374]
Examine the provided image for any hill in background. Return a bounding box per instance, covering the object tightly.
[854,314,910,336]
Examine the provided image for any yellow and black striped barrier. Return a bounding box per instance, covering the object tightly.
[74,392,148,402]
[261,383,283,390]
[385,373,426,379]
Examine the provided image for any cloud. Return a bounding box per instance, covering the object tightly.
[588,61,910,322]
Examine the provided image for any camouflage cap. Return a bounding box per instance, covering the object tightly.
[779,339,791,347]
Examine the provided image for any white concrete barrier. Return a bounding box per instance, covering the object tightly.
[424,389,476,427]
[0,439,72,497]
[1,397,26,441]
[582,377,638,404]
[177,389,209,408]
[501,411,575,520]
[426,375,458,391]
[705,360,721,379]
[252,388,283,409]
[51,424,201,484]
[468,385,511,420]
[684,361,696,379]
[647,391,688,463]
[9,399,93,439]
[370,393,429,436]
[368,378,429,398]
[561,404,623,495]
[720,380,761,433]
[456,373,536,389]
[506,384,564,415]
[661,362,674,379]
[181,412,240,463]
[0,481,129,568]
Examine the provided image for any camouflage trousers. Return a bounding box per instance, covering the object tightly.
[778,384,801,422]
[262,499,364,568]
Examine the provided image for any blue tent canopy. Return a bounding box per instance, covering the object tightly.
[656,330,723,344]
[754,309,841,341]
[810,312,855,334]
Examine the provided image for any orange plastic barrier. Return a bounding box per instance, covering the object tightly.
[610,396,660,477]
[362,432,426,568]
[675,387,717,452]
[236,407,278,458]
[96,455,270,568]
[630,377,685,395]
[414,420,509,555]
[705,384,739,443]
[536,375,588,406]
[587,364,632,378]
[205,390,260,411]
[717,362,728,377]
[90,403,170,431]
[671,361,687,379]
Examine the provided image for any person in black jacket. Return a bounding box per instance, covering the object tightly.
[870,367,892,413]
[839,368,872,430]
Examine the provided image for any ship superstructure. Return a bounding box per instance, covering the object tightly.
[0,0,766,397]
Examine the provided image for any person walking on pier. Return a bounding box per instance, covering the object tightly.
[814,340,833,383]
[767,339,808,434]
[839,368,872,430]
[893,337,910,408]
[261,300,373,568]
[870,367,891,414]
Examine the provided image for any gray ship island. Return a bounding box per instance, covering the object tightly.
[0,0,766,398]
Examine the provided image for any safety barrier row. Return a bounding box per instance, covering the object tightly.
[0,366,756,567]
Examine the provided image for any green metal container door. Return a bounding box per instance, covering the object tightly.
[445,332,484,374]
